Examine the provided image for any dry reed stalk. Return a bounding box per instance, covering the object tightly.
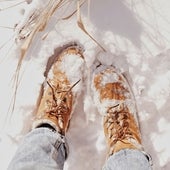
[0,1,25,11]
[77,0,106,52]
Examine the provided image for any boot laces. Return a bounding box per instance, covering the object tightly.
[105,104,135,146]
[45,79,80,124]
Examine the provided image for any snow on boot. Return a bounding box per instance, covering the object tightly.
[32,45,85,135]
[91,64,143,156]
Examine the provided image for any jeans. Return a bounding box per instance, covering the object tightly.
[8,128,152,170]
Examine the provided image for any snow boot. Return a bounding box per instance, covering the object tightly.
[32,45,84,135]
[91,65,143,156]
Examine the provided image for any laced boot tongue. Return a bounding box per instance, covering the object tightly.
[32,79,75,135]
[46,94,71,135]
[44,80,79,135]
[104,105,143,156]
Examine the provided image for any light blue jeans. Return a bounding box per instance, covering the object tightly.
[8,128,152,170]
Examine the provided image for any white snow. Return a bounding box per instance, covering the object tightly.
[0,0,170,169]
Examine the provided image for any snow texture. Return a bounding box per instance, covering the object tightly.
[0,0,170,169]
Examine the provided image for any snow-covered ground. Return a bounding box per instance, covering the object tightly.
[0,0,170,169]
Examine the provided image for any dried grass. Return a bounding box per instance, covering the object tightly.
[2,0,106,117]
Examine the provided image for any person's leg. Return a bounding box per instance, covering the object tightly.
[8,128,68,170]
[91,64,152,170]
[8,44,85,170]
[103,149,152,170]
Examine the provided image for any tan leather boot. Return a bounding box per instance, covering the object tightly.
[32,45,84,135]
[91,65,143,156]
